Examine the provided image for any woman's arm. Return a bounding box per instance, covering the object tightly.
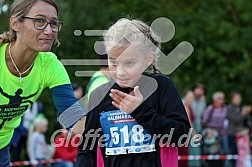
[50,84,86,134]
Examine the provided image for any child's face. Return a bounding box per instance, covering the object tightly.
[108,46,152,88]
[39,123,48,133]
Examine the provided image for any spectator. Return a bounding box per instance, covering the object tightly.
[202,91,228,167]
[227,91,251,167]
[191,83,206,132]
[190,83,206,167]
[86,43,110,99]
[52,123,80,167]
[180,90,195,167]
[27,117,49,167]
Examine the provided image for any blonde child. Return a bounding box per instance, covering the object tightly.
[76,18,190,167]
[28,117,48,167]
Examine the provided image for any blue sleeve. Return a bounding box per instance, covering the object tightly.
[50,84,85,129]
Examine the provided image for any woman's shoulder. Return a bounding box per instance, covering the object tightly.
[38,52,57,62]
[205,104,214,111]
[37,52,65,71]
[227,104,238,111]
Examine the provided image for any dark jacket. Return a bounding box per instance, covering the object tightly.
[76,73,190,167]
[227,104,245,135]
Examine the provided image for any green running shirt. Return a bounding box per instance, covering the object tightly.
[86,71,109,99]
[0,43,70,149]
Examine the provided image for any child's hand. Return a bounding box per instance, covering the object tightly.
[110,86,143,114]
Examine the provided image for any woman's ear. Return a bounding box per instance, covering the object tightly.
[10,16,20,32]
[146,52,154,67]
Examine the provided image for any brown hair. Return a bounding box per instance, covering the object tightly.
[0,0,60,46]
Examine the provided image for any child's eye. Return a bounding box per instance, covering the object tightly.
[109,60,117,66]
[126,62,135,66]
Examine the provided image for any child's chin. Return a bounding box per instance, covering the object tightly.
[118,84,128,88]
[118,83,132,88]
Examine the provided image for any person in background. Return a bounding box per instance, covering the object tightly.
[52,123,80,167]
[191,83,206,133]
[0,0,85,165]
[202,91,228,167]
[227,91,251,167]
[189,84,206,167]
[86,43,111,99]
[180,90,195,167]
[27,117,49,167]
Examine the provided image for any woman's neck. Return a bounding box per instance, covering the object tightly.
[6,42,37,77]
[9,42,37,69]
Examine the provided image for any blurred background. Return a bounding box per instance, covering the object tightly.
[1,0,252,161]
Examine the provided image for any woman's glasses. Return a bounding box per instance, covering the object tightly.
[22,16,63,32]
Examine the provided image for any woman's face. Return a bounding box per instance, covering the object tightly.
[185,91,194,105]
[214,93,225,107]
[108,46,153,88]
[232,93,241,106]
[16,1,58,52]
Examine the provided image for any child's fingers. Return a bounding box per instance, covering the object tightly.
[112,101,120,109]
[111,89,128,98]
[134,86,142,98]
[109,92,123,104]
[110,89,128,102]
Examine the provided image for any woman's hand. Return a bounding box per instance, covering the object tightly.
[72,116,86,134]
[242,105,252,116]
[110,86,143,114]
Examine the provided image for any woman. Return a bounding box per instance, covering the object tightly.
[0,0,85,165]
[227,91,251,167]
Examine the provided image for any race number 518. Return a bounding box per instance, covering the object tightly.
[109,125,144,145]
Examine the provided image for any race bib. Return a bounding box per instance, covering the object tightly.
[100,110,156,155]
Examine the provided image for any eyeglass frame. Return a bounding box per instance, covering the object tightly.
[21,16,63,32]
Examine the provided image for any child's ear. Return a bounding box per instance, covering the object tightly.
[10,16,20,32]
[146,52,154,67]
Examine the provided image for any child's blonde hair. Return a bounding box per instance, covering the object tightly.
[104,18,161,73]
[32,117,48,131]
[27,117,48,156]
